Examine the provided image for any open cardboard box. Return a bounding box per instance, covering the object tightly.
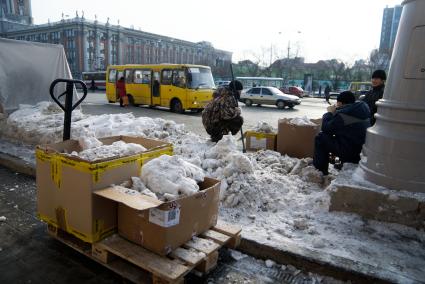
[36,135,173,243]
[94,177,220,256]
[245,131,277,152]
[277,118,322,158]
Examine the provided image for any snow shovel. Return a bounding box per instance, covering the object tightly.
[49,79,87,141]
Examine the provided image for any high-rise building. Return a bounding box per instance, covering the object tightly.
[0,2,231,78]
[379,5,403,55]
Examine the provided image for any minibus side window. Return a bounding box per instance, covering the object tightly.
[125,69,133,83]
[172,69,186,88]
[108,69,116,83]
[161,70,172,85]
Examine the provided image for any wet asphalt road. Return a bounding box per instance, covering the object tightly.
[80,91,333,137]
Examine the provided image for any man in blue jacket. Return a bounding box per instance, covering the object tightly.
[313,91,371,175]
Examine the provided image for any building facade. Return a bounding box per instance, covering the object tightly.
[379,5,403,55]
[0,0,32,33]
[0,2,232,78]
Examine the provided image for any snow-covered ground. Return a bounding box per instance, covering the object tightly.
[0,102,424,282]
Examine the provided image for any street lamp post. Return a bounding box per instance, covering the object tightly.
[360,0,425,192]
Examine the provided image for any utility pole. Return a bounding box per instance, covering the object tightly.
[287,41,291,59]
[270,43,273,66]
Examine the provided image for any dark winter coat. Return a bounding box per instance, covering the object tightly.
[324,86,331,95]
[202,86,243,141]
[321,101,371,159]
[360,84,384,125]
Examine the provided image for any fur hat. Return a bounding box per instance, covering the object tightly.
[228,80,243,91]
[337,91,355,104]
[372,69,387,80]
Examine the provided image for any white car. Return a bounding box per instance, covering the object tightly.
[240,86,301,109]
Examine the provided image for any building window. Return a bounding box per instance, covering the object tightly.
[64,29,74,38]
[111,34,119,65]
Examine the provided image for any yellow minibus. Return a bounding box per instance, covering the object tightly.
[106,64,215,113]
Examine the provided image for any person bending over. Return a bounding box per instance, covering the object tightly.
[202,80,244,142]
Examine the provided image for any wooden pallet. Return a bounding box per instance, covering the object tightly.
[47,221,241,284]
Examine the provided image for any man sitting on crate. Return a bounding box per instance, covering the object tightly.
[202,80,244,142]
[313,91,371,175]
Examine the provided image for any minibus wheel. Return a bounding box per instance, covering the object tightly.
[171,98,184,113]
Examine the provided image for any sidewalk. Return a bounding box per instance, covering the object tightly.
[1,149,423,283]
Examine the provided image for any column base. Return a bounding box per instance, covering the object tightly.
[329,183,425,229]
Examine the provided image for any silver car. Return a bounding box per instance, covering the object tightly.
[240,86,301,109]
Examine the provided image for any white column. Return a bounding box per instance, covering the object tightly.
[360,0,425,192]
[82,28,89,71]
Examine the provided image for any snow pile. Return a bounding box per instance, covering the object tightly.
[289,116,318,126]
[253,121,275,133]
[173,135,325,209]
[71,140,147,161]
[141,155,205,197]
[1,102,186,145]
[2,102,86,145]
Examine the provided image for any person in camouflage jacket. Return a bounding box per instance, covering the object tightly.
[202,80,244,142]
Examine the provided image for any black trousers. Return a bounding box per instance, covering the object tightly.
[313,132,361,175]
[207,116,244,142]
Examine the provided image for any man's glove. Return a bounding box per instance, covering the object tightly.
[327,104,337,114]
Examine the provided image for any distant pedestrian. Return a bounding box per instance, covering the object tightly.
[360,69,386,126]
[90,79,96,92]
[318,85,322,96]
[116,76,128,107]
[324,85,331,104]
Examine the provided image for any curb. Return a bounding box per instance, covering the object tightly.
[0,152,36,177]
[238,238,420,284]
[0,153,420,283]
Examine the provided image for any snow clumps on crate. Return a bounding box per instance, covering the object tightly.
[253,121,275,133]
[68,136,147,161]
[113,154,206,202]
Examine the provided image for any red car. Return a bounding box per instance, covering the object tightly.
[280,86,304,98]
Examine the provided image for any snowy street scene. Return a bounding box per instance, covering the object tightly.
[1,0,424,283]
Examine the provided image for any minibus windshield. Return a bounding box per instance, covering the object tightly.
[187,67,215,89]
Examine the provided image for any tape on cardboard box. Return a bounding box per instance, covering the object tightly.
[37,147,173,189]
[245,131,276,139]
[37,212,114,243]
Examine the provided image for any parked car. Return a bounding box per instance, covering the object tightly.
[240,87,301,109]
[280,86,304,97]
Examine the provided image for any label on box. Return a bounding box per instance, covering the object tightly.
[250,137,267,149]
[149,207,180,227]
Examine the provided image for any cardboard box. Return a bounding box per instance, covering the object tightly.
[94,177,220,256]
[36,136,173,243]
[245,131,277,151]
[277,118,321,158]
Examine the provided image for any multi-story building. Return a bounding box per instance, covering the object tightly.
[0,0,33,33]
[379,5,403,55]
[0,2,232,78]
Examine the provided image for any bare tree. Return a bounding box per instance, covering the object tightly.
[367,49,390,74]
[326,59,346,90]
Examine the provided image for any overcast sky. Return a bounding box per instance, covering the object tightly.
[31,0,402,64]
